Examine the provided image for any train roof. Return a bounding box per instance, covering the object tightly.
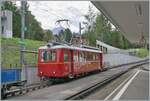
[39,45,102,53]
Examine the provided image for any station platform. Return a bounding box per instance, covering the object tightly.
[119,66,149,100]
[84,64,149,100]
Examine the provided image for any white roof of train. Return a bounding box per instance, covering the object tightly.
[39,45,102,53]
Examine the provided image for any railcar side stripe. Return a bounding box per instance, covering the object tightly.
[38,61,100,65]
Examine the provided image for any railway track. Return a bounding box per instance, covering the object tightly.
[1,82,49,99]
[64,60,149,100]
[1,59,148,99]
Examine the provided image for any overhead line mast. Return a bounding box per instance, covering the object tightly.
[20,0,27,67]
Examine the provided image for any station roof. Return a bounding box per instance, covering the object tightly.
[92,1,149,44]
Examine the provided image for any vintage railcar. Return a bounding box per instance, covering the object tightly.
[38,44,103,81]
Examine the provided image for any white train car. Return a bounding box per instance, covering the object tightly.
[96,40,128,54]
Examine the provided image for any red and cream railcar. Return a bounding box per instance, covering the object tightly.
[38,45,103,81]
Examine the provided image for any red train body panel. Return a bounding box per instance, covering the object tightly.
[38,45,103,79]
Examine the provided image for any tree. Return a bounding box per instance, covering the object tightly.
[57,29,65,41]
[43,30,53,42]
[55,28,72,43]
[84,5,96,31]
[82,5,97,46]
[32,21,44,41]
[82,5,132,49]
[64,28,72,43]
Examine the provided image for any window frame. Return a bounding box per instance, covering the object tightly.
[73,50,78,62]
[47,50,56,62]
[40,49,47,62]
[40,49,56,62]
[64,50,69,62]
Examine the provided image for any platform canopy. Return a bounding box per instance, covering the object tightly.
[92,1,149,44]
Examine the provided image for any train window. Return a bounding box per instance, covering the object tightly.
[93,54,96,60]
[79,52,81,62]
[84,52,87,62]
[74,51,78,62]
[87,52,92,61]
[64,51,69,62]
[48,50,56,61]
[79,52,85,62]
[41,50,47,62]
[85,52,88,61]
[96,54,99,60]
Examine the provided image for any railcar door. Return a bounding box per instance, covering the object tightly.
[99,53,103,69]
[70,50,74,75]
[64,49,73,78]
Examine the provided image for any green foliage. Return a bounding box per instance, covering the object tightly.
[64,28,72,43]
[84,5,96,31]
[2,1,53,41]
[82,6,131,49]
[56,28,72,43]
[107,31,122,48]
[43,30,53,42]
[25,11,46,41]
[83,30,96,46]
[1,37,47,68]
[57,30,65,41]
[136,48,149,58]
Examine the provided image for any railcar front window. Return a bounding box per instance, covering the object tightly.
[41,50,47,62]
[48,50,56,61]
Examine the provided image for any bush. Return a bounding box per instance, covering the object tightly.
[136,48,149,58]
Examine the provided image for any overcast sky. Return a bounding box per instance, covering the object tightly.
[16,1,100,33]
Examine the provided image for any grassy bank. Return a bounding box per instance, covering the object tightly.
[1,37,47,68]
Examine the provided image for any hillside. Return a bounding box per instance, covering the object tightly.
[1,37,47,68]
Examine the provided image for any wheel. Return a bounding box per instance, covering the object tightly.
[68,74,74,79]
